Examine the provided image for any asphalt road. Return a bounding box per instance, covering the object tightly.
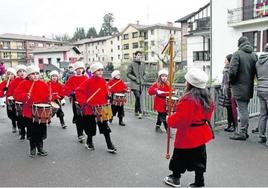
[0,101,267,187]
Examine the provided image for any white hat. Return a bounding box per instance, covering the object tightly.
[184,68,208,89]
[15,64,26,72]
[158,69,168,77]
[90,62,104,73]
[73,61,85,70]
[49,70,59,77]
[26,65,40,76]
[7,68,16,75]
[111,70,120,78]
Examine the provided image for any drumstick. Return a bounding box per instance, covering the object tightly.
[25,81,35,104]
[3,76,11,95]
[86,88,101,103]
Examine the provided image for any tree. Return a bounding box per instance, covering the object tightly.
[51,33,71,42]
[99,13,119,37]
[72,27,86,41]
[86,27,98,38]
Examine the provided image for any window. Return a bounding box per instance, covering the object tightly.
[57,58,61,63]
[89,58,90,62]
[243,31,260,51]
[124,53,129,59]
[132,42,139,49]
[3,41,10,49]
[140,41,144,48]
[16,42,23,49]
[48,58,52,64]
[144,53,148,61]
[111,57,113,61]
[93,58,95,61]
[193,51,210,61]
[102,57,104,61]
[111,49,113,52]
[132,32,138,38]
[102,49,104,53]
[96,54,98,57]
[17,52,25,59]
[151,40,155,46]
[118,54,121,60]
[110,40,113,45]
[38,58,44,64]
[151,51,155,57]
[123,44,129,50]
[38,43,44,47]
[151,29,154,35]
[117,36,120,41]
[123,34,129,40]
[117,45,120,50]
[95,46,97,49]
[3,52,10,59]
[144,42,148,49]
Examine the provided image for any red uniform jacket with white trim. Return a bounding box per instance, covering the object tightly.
[13,80,49,118]
[0,80,7,97]
[148,82,171,113]
[47,80,64,101]
[63,75,88,96]
[76,76,109,115]
[167,93,214,149]
[107,79,128,94]
[6,77,24,97]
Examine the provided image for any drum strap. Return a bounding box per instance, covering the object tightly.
[86,88,101,103]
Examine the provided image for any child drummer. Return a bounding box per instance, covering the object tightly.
[13,65,50,157]
[76,62,117,153]
[148,69,171,132]
[47,70,66,129]
[107,70,129,126]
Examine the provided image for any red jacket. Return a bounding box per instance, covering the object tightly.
[167,94,214,149]
[0,80,7,97]
[47,80,64,101]
[63,75,88,96]
[148,82,171,113]
[76,76,109,115]
[13,80,49,118]
[6,77,24,97]
[107,79,128,94]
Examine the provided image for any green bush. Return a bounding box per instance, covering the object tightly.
[174,69,187,83]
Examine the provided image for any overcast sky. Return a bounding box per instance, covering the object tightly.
[0,0,209,38]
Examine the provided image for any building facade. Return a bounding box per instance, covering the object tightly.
[120,23,181,70]
[32,46,81,72]
[212,0,268,82]
[0,33,63,67]
[176,3,211,75]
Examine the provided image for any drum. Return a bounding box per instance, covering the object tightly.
[32,104,52,124]
[166,96,179,113]
[93,104,113,122]
[112,93,126,106]
[15,101,23,117]
[7,96,15,111]
[50,101,60,116]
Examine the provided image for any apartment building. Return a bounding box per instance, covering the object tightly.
[0,33,63,67]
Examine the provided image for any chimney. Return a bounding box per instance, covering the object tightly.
[136,20,140,25]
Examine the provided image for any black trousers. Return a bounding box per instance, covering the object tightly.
[111,104,125,118]
[72,101,84,137]
[17,115,27,137]
[156,112,167,130]
[132,89,142,113]
[83,115,111,137]
[24,117,47,142]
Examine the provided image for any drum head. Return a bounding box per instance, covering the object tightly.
[114,93,125,97]
[171,96,179,100]
[7,96,14,100]
[50,102,60,109]
[15,101,23,104]
[33,103,51,107]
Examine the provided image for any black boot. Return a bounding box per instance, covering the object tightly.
[104,133,117,153]
[224,123,233,132]
[85,135,95,150]
[188,171,204,187]
[119,117,126,126]
[29,140,36,158]
[59,116,67,129]
[37,141,48,156]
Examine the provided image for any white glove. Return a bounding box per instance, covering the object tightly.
[156,90,165,95]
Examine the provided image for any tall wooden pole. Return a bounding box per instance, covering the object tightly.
[166,36,174,159]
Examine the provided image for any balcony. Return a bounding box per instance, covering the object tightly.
[227,2,268,27]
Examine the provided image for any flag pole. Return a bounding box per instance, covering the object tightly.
[166,35,174,159]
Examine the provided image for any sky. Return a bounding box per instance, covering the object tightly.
[0,0,209,38]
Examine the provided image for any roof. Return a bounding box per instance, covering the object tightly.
[74,36,112,45]
[120,23,181,34]
[175,3,210,23]
[32,46,80,54]
[0,33,62,43]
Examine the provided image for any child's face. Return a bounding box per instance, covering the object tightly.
[76,68,84,75]
[94,69,103,78]
[115,74,120,79]
[160,74,168,82]
[51,75,58,82]
[17,69,26,78]
[28,72,40,81]
[224,58,230,66]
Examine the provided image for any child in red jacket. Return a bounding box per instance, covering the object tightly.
[48,70,66,129]
[148,69,171,132]
[164,69,214,188]
[108,70,129,126]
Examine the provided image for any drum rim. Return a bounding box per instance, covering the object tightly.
[33,103,51,107]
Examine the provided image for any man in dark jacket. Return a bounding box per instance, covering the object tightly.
[229,36,258,141]
[255,43,268,146]
[127,51,146,119]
